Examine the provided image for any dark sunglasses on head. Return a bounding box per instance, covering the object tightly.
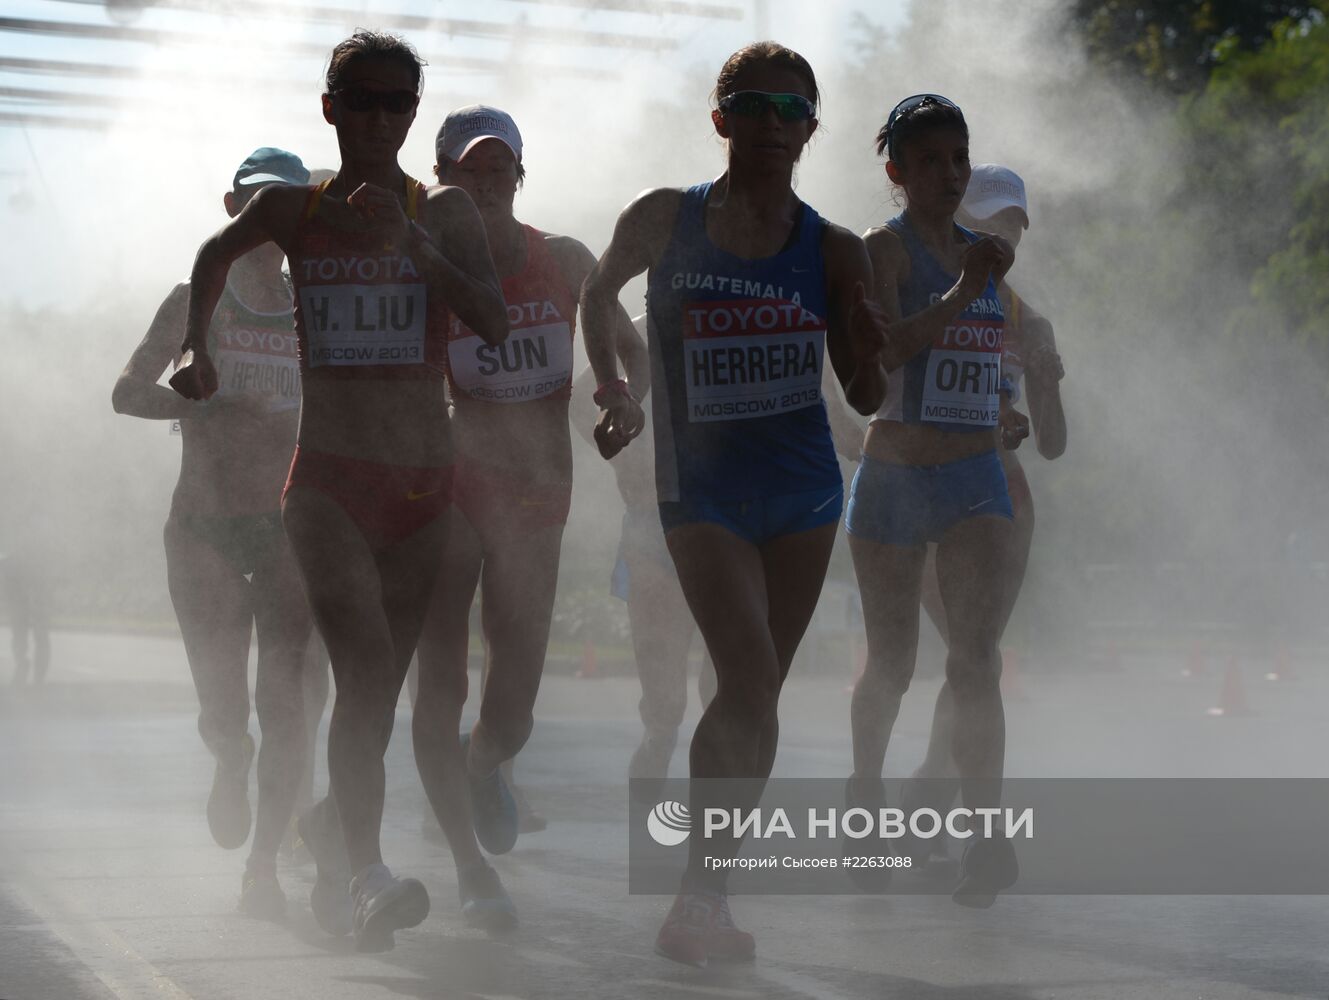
[335,86,418,115]
[718,90,817,123]
[884,93,963,157]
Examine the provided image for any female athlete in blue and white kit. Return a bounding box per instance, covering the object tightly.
[582,42,894,967]
[845,95,1019,907]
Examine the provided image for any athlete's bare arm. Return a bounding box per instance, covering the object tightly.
[1017,306,1066,460]
[581,188,680,457]
[864,225,1014,373]
[113,283,202,420]
[175,184,306,399]
[549,235,650,396]
[419,185,508,346]
[823,223,889,416]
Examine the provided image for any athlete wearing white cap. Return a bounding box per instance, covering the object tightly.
[907,162,1066,850]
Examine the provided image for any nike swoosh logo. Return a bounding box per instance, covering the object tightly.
[968,497,995,511]
[792,266,811,273]
[813,491,842,513]
[406,490,441,501]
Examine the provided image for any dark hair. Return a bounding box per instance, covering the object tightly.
[435,157,527,188]
[713,41,819,111]
[325,29,426,96]
[875,99,967,161]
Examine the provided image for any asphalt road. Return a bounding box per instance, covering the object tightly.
[1,630,1326,1000]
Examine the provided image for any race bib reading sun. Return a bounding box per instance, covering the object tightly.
[299,283,426,367]
[213,328,300,413]
[682,298,825,423]
[448,303,573,403]
[919,310,1003,427]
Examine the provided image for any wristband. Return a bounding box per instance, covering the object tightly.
[593,378,633,407]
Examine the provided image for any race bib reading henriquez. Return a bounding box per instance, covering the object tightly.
[683,298,825,423]
[213,328,300,413]
[299,283,426,367]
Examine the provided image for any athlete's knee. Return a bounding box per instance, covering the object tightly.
[945,646,1001,697]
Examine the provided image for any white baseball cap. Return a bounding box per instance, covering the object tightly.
[962,164,1028,227]
[435,105,523,164]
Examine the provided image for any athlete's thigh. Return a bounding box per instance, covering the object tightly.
[848,533,928,655]
[934,514,1012,653]
[759,521,838,681]
[417,507,484,659]
[281,487,386,665]
[163,518,253,645]
[666,523,773,674]
[250,543,314,653]
[625,547,695,669]
[374,513,450,675]
[478,522,565,634]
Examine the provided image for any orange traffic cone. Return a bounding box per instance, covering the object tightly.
[1181,642,1207,680]
[1206,656,1253,717]
[1265,643,1294,682]
[1000,647,1025,700]
[576,638,600,679]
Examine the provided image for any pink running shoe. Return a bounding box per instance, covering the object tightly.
[654,892,714,968]
[707,892,755,962]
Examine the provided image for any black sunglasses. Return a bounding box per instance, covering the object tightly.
[718,90,817,123]
[335,86,419,115]
[884,93,963,158]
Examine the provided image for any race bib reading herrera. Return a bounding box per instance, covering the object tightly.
[920,318,1003,426]
[682,298,825,423]
[299,283,426,367]
[447,321,573,402]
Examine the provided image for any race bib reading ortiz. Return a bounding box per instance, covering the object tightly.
[448,301,573,403]
[299,283,426,367]
[920,309,1003,427]
[683,298,825,423]
[213,327,300,413]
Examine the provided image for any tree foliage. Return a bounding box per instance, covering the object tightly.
[1070,0,1327,92]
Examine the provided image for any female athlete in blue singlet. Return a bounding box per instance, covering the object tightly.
[582,42,891,967]
[170,30,508,952]
[845,94,1019,907]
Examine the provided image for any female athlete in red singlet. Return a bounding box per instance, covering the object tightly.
[170,31,508,952]
[411,105,647,930]
[114,148,314,921]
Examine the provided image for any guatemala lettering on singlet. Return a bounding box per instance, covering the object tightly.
[921,291,1003,426]
[213,327,300,412]
[681,294,825,423]
[447,299,573,403]
[297,255,425,367]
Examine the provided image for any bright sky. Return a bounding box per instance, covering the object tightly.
[0,0,911,307]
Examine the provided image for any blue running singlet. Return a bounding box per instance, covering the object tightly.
[645,181,842,504]
[875,213,1005,433]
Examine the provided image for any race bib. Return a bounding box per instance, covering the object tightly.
[447,321,573,402]
[920,319,1003,426]
[299,283,426,367]
[214,343,300,413]
[682,298,824,423]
